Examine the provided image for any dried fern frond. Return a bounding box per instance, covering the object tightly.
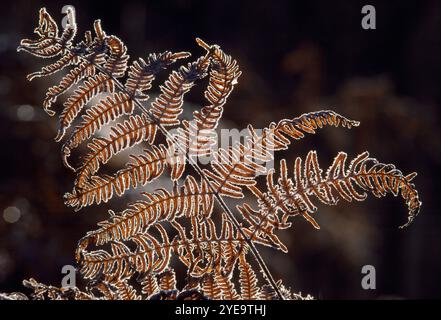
[149,55,211,126]
[77,213,245,280]
[77,175,213,243]
[239,151,421,251]
[60,51,189,168]
[158,269,177,291]
[204,110,359,199]
[18,9,63,58]
[238,253,261,300]
[22,278,93,300]
[26,52,78,81]
[64,143,182,210]
[72,52,212,186]
[57,74,116,143]
[102,35,129,78]
[14,7,422,301]
[65,45,241,209]
[74,114,157,187]
[140,273,160,298]
[42,20,108,115]
[201,273,222,299]
[173,38,242,159]
[213,269,241,300]
[125,51,191,101]
[62,92,133,151]
[112,279,141,300]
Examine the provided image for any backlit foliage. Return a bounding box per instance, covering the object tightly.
[9,8,421,300]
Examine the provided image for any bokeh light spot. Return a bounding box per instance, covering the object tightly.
[3,206,21,223]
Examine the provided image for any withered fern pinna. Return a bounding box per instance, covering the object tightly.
[9,8,421,300]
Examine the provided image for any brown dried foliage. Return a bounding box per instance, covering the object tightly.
[11,8,421,300]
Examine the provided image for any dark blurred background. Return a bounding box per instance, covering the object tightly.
[0,0,440,299]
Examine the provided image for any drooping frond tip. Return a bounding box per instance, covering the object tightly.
[241,151,421,253]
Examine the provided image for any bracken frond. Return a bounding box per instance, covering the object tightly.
[125,51,191,101]
[74,175,213,242]
[149,55,211,126]
[238,151,422,251]
[140,273,159,298]
[213,269,240,300]
[201,273,222,299]
[64,141,186,210]
[77,214,244,280]
[22,278,93,300]
[14,7,423,301]
[17,9,63,58]
[26,52,78,81]
[60,51,189,169]
[102,36,129,78]
[158,269,177,291]
[112,279,141,300]
[74,114,157,187]
[44,61,98,116]
[64,91,133,150]
[173,38,241,160]
[238,253,261,300]
[204,110,359,199]
[56,73,116,143]
[41,19,109,115]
